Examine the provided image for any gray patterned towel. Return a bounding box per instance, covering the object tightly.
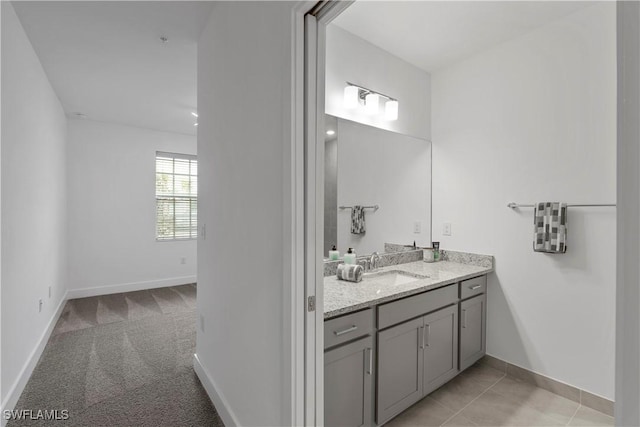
[337,263,364,282]
[351,205,366,234]
[534,202,567,253]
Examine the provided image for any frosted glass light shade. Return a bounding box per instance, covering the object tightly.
[385,100,399,121]
[365,93,380,115]
[343,86,359,109]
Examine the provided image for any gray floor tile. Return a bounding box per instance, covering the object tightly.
[460,363,505,389]
[429,373,488,412]
[568,406,614,427]
[458,389,564,426]
[385,397,456,427]
[490,376,579,424]
[442,413,478,426]
[479,355,507,374]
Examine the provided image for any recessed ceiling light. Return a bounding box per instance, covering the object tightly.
[191,112,198,118]
[326,130,335,136]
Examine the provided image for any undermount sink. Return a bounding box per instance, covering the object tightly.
[363,270,429,286]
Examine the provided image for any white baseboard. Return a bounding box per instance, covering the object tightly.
[193,353,239,427]
[66,276,197,299]
[0,291,69,427]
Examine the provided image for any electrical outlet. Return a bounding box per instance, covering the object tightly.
[200,224,206,240]
[48,286,52,298]
[39,299,43,313]
[200,314,205,332]
[413,221,422,234]
[443,222,452,236]
[180,257,187,265]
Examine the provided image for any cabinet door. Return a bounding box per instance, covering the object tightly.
[460,294,487,371]
[325,336,374,427]
[377,317,424,425]
[423,304,459,395]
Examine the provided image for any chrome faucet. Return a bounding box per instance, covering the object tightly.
[370,252,381,271]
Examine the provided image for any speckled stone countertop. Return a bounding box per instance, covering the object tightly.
[324,260,493,319]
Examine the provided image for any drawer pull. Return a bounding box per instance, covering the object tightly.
[366,348,373,375]
[469,284,482,290]
[334,325,358,336]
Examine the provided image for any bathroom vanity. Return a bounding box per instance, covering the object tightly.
[324,257,492,426]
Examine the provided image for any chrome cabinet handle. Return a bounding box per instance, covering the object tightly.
[425,324,431,347]
[469,284,482,290]
[334,325,358,336]
[366,348,373,375]
[462,309,467,328]
[419,326,425,349]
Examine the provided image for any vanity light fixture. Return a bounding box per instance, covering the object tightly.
[343,82,399,121]
[365,93,380,115]
[343,85,359,109]
[385,100,399,121]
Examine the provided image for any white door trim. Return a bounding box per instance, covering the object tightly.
[298,3,354,426]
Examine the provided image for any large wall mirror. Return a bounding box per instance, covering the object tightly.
[324,114,432,258]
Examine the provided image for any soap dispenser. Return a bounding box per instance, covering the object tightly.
[329,245,340,261]
[344,247,356,265]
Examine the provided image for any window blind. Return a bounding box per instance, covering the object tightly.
[156,151,197,240]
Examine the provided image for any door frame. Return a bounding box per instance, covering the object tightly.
[294,1,353,425]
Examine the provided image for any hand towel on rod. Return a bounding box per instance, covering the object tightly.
[351,205,366,234]
[534,202,567,253]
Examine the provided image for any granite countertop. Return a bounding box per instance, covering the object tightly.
[324,260,493,319]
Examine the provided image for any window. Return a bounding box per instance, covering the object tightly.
[156,152,197,240]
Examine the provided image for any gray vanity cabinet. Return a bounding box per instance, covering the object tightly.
[423,304,459,395]
[377,306,459,424]
[459,293,487,371]
[376,317,424,424]
[325,335,374,427]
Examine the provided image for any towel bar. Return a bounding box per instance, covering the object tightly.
[507,202,616,209]
[339,205,379,211]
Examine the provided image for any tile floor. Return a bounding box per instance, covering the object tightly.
[386,364,614,427]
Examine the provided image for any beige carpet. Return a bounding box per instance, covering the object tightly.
[8,284,224,427]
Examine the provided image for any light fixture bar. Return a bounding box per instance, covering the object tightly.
[345,82,397,102]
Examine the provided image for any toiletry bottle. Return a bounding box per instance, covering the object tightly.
[329,245,340,261]
[344,247,356,265]
[432,241,440,261]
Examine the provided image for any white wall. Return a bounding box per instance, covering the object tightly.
[615,1,640,423]
[196,2,295,425]
[326,25,431,141]
[431,3,616,399]
[336,118,431,254]
[67,119,196,295]
[1,0,68,408]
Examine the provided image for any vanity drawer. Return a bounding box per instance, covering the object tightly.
[324,308,374,350]
[377,284,457,330]
[460,275,486,300]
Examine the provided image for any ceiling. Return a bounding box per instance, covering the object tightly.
[332,1,597,73]
[13,1,213,136]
